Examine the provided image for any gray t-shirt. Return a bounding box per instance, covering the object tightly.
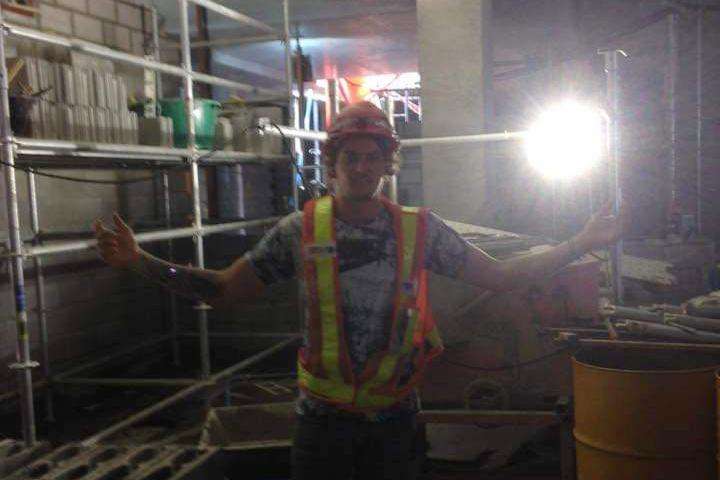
[246,204,470,420]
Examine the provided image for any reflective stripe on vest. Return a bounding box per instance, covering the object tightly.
[299,196,444,410]
[313,197,344,385]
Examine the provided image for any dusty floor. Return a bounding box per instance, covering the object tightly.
[0,339,564,479]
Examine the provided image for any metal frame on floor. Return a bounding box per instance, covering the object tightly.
[0,0,297,445]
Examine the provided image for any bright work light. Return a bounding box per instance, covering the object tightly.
[524,101,604,180]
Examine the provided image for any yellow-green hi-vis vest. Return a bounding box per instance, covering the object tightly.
[298,195,444,411]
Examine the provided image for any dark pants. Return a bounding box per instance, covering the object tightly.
[291,413,421,480]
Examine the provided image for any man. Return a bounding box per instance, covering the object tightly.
[95,101,626,479]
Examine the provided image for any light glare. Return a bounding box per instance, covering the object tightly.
[525,102,603,180]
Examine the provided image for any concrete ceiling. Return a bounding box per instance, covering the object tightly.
[154,0,418,81]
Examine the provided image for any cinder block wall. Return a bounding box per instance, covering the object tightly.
[0,0,174,392]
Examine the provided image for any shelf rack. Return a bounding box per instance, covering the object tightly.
[0,0,297,446]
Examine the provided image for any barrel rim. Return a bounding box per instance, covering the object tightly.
[572,355,720,375]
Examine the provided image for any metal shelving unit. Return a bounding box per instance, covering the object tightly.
[0,0,298,446]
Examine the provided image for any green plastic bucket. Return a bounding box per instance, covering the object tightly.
[159,98,221,149]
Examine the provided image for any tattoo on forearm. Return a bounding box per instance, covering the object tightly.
[130,253,221,302]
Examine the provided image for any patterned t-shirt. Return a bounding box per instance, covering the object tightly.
[246,203,470,420]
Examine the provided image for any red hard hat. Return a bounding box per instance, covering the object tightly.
[322,101,399,158]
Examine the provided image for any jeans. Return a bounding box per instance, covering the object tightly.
[291,412,421,480]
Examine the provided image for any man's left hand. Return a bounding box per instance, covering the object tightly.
[574,199,630,252]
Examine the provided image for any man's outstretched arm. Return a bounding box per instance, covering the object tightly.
[94,213,265,307]
[460,201,629,292]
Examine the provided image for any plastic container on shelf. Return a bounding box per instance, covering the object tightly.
[159,98,220,149]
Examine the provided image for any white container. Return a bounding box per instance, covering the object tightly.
[129,112,139,144]
[39,101,56,139]
[215,117,233,151]
[99,109,111,143]
[230,109,254,151]
[52,63,63,104]
[121,111,131,144]
[90,108,103,143]
[28,100,42,139]
[73,68,90,106]
[116,77,128,112]
[23,57,40,93]
[92,71,107,109]
[58,105,74,140]
[104,74,118,111]
[86,106,97,142]
[37,59,56,103]
[59,65,76,106]
[111,111,123,143]
[72,106,90,141]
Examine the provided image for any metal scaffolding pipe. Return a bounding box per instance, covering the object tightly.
[81,382,207,447]
[56,377,202,387]
[0,379,47,404]
[261,122,328,142]
[27,170,54,422]
[15,138,287,165]
[15,138,286,160]
[696,8,704,235]
[668,12,678,214]
[52,335,172,381]
[81,336,298,446]
[56,336,298,388]
[570,338,720,353]
[190,70,275,96]
[600,303,662,323]
[400,131,526,147]
[326,79,340,123]
[188,0,276,33]
[180,331,299,339]
[0,5,37,445]
[260,123,527,147]
[190,34,282,49]
[15,138,191,157]
[2,23,282,97]
[282,0,293,112]
[601,49,625,304]
[418,410,559,427]
[179,0,210,379]
[281,0,300,213]
[383,97,398,202]
[209,335,299,383]
[199,150,286,162]
[22,217,280,257]
[161,171,180,366]
[312,96,321,182]
[151,6,164,112]
[199,217,281,235]
[601,303,720,333]
[617,319,720,343]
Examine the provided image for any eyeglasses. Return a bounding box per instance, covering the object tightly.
[339,151,387,166]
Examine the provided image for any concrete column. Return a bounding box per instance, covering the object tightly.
[417,0,493,222]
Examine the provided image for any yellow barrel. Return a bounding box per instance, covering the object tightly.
[573,349,719,480]
[716,370,720,474]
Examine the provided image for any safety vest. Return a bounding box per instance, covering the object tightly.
[297,195,444,410]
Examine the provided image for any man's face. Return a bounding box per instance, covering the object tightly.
[332,135,388,201]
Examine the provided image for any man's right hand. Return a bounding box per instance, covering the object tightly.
[93,213,141,268]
